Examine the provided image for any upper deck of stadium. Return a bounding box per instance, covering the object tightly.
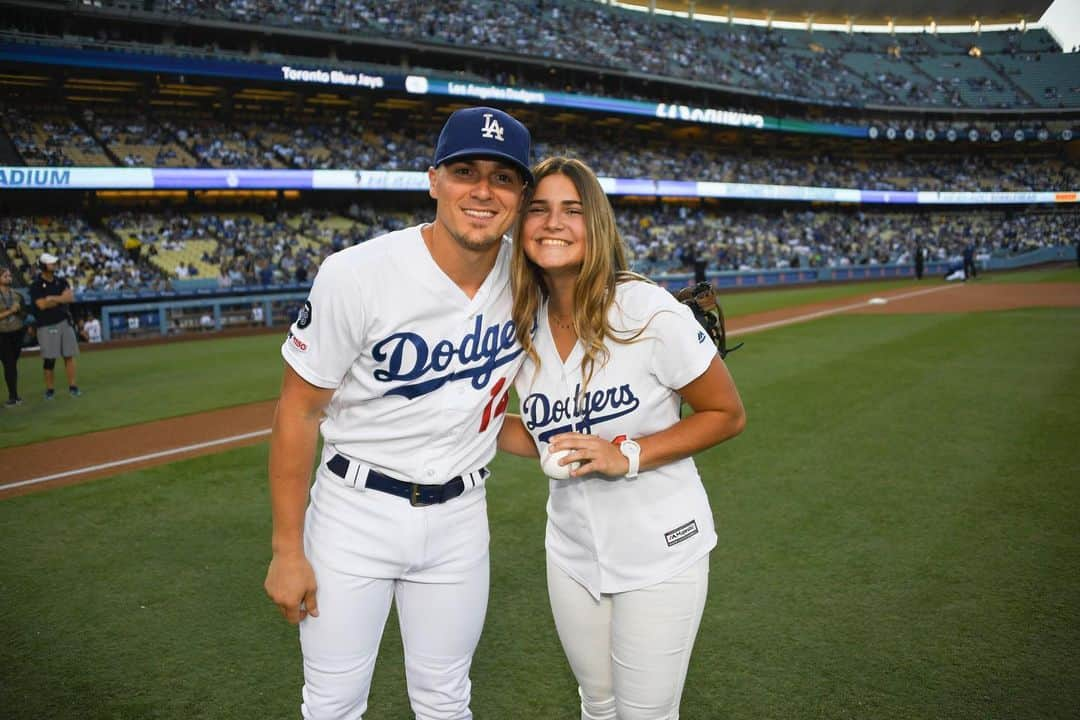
[1,0,1077,113]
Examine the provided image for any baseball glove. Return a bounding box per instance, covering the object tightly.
[675,281,743,359]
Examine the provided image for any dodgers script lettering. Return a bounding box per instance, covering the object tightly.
[522,383,640,441]
[372,314,519,399]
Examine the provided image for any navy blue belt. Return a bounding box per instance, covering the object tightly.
[326,453,486,507]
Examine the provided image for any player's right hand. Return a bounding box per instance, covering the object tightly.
[264,551,319,624]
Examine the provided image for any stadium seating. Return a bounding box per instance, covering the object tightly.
[3,101,1076,192]
[4,203,1074,297]
[84,109,195,168]
[165,118,286,169]
[991,54,1080,107]
[0,106,110,166]
[0,215,155,293]
[0,2,1075,307]
[89,0,1078,110]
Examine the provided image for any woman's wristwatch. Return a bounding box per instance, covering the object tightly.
[618,439,641,478]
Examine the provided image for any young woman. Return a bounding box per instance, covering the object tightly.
[499,157,745,720]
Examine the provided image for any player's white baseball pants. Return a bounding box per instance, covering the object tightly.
[299,463,490,720]
[547,555,710,720]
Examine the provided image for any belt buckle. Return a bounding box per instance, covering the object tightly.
[410,483,431,507]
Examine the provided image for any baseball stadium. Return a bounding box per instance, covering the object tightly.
[1,0,1078,717]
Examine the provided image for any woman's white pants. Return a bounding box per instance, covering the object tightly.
[546,555,710,720]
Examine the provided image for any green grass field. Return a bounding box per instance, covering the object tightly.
[978,265,1080,284]
[2,276,1078,719]
[716,279,923,316]
[9,274,1066,447]
[0,278,937,447]
[0,334,287,447]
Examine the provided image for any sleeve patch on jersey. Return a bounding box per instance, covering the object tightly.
[665,520,699,547]
[697,331,707,344]
[296,301,312,329]
[287,331,309,353]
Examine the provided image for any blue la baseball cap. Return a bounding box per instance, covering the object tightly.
[433,106,533,185]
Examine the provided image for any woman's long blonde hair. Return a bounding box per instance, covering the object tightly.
[511,156,649,390]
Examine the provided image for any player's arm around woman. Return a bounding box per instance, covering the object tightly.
[496,411,540,458]
[264,365,334,624]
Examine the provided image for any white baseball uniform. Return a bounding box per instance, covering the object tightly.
[282,224,524,720]
[512,279,719,720]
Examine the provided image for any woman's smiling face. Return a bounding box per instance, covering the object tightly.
[521,172,587,278]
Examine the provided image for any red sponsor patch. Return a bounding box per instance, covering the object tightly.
[290,334,308,352]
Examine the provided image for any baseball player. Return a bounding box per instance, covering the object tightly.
[498,158,746,719]
[264,106,533,720]
[30,252,81,399]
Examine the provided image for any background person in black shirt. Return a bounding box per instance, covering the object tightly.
[29,252,81,399]
[962,242,978,280]
[0,267,26,406]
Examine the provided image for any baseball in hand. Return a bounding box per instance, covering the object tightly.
[541,447,578,480]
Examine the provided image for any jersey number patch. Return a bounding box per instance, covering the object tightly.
[479,376,510,432]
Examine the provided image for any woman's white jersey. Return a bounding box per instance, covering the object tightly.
[513,280,720,598]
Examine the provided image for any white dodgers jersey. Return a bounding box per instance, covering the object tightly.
[282,225,524,482]
[513,280,721,597]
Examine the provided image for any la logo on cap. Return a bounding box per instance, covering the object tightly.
[481,113,504,142]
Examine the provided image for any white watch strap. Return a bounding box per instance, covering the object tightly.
[621,440,640,478]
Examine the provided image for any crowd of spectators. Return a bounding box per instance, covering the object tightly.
[5,106,1076,192]
[229,117,433,171]
[0,106,108,166]
[84,109,194,167]
[531,133,1080,191]
[2,110,74,166]
[616,206,1078,275]
[142,0,1071,109]
[200,212,325,285]
[0,215,166,293]
[5,204,1074,297]
[106,210,331,286]
[2,7,1072,313]
[165,120,284,169]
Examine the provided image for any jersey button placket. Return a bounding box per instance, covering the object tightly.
[425,310,473,478]
[445,313,477,441]
[425,386,458,479]
[561,364,601,581]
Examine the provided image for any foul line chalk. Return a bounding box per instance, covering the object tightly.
[1,428,272,492]
[729,284,958,337]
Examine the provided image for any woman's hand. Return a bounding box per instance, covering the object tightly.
[548,432,630,478]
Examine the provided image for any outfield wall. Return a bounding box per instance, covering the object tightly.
[986,245,1077,269]
[98,293,305,342]
[651,261,953,291]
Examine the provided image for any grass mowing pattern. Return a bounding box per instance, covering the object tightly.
[694,308,1080,718]
[0,334,286,447]
[718,279,922,317]
[0,279,924,448]
[2,307,1077,719]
